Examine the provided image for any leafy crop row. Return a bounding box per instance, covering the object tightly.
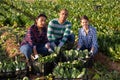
[1,0,119,60]
[0,0,120,79]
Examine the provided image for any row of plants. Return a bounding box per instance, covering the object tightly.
[0,57,26,73]
[0,55,27,78]
[0,26,27,78]
[0,0,120,79]
[37,49,89,79]
[0,0,119,61]
[32,49,120,79]
[0,26,25,57]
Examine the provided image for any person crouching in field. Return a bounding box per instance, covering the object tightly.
[77,15,98,57]
[20,14,53,65]
[47,9,75,53]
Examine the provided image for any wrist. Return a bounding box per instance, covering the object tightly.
[58,42,64,47]
[90,50,93,53]
[51,42,56,47]
[76,47,80,51]
[33,45,36,48]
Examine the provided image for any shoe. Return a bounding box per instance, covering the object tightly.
[48,48,54,53]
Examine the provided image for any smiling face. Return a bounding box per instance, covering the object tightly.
[81,19,89,28]
[58,9,68,24]
[36,16,46,28]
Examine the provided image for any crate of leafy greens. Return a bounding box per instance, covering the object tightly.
[32,53,57,76]
[52,62,86,79]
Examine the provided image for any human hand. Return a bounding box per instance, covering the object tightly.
[48,48,54,53]
[76,46,81,51]
[76,47,80,51]
[54,46,61,54]
[88,51,93,57]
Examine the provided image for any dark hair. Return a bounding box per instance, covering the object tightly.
[80,15,89,21]
[35,13,47,24]
[36,13,47,19]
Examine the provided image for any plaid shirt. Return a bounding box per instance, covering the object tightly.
[21,25,48,47]
[78,26,98,48]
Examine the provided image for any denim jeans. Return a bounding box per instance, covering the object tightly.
[20,43,49,59]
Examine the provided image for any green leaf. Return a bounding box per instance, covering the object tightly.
[92,73,101,80]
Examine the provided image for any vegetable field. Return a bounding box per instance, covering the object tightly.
[0,0,120,79]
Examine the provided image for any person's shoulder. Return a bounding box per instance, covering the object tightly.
[49,18,58,25]
[50,18,58,23]
[79,27,83,31]
[89,26,97,33]
[29,25,37,31]
[65,20,71,24]
[64,20,72,27]
[90,25,96,30]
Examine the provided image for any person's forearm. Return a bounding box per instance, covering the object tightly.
[33,46,38,55]
[91,47,94,52]
[77,45,81,50]
[77,45,81,48]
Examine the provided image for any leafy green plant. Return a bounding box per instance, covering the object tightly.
[0,0,120,79]
[53,62,86,79]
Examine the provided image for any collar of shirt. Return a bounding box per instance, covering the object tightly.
[81,26,92,36]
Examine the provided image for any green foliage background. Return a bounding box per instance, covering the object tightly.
[0,0,120,79]
[0,0,120,60]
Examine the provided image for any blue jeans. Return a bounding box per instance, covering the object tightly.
[20,43,49,59]
[80,45,98,54]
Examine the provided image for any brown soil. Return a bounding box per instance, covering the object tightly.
[0,30,21,58]
[94,52,120,72]
[28,74,45,80]
[4,37,21,58]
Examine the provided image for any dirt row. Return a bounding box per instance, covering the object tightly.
[94,52,120,72]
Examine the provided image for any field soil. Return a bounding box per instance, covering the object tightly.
[94,52,120,72]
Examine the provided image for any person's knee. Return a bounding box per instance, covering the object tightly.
[22,47,32,53]
[67,34,75,42]
[20,44,33,57]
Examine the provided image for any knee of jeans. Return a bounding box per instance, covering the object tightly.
[68,34,75,42]
[21,47,33,59]
[20,45,32,55]
[26,47,32,53]
[38,48,49,55]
